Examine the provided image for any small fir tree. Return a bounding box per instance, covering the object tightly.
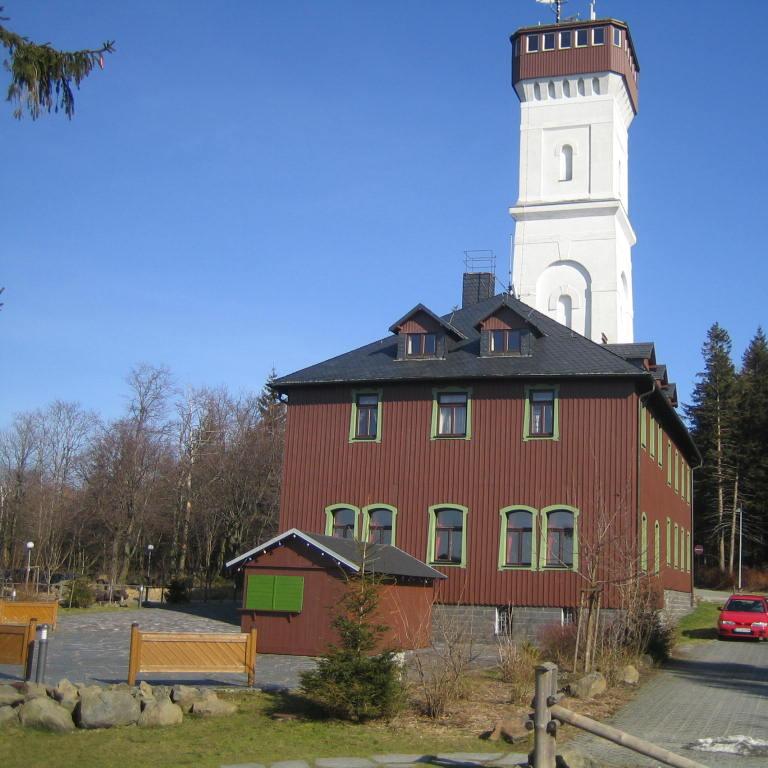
[299,553,404,721]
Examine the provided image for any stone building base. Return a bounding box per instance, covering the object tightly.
[662,589,694,624]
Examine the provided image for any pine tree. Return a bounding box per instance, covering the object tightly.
[685,324,739,572]
[735,328,768,564]
[0,6,114,119]
[299,547,405,721]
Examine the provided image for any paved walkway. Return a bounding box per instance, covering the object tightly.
[0,604,316,690]
[571,638,768,768]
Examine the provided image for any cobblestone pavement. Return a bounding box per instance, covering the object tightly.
[0,604,317,690]
[571,638,768,768]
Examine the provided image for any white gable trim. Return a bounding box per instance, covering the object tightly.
[225,528,361,572]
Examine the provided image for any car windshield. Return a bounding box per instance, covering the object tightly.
[724,599,766,613]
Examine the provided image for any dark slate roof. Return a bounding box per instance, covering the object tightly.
[274,293,647,388]
[306,533,447,580]
[389,303,467,340]
[605,342,656,368]
[652,364,668,383]
[225,528,446,580]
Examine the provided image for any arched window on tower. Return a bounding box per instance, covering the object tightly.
[559,145,573,182]
[556,294,573,328]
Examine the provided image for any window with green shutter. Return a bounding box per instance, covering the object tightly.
[245,575,304,612]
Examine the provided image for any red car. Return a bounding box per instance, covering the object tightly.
[717,594,768,640]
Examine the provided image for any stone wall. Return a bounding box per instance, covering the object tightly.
[663,589,694,623]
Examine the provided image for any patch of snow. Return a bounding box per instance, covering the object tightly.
[686,736,768,757]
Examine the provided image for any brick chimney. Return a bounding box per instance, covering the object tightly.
[462,272,495,308]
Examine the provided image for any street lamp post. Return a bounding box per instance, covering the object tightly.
[738,507,743,592]
[25,541,34,586]
[147,544,154,589]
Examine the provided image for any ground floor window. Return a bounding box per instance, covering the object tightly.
[428,505,468,567]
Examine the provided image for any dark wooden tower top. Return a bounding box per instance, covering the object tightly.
[511,18,639,113]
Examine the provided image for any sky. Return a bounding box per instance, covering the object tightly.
[1,0,765,423]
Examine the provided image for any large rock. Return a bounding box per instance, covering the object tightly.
[487,716,530,743]
[53,679,79,712]
[556,747,600,768]
[137,698,183,728]
[191,692,237,717]
[0,684,24,707]
[570,671,607,700]
[77,689,140,729]
[21,682,49,701]
[171,684,205,713]
[620,664,640,685]
[0,706,19,726]
[135,680,156,707]
[19,698,75,732]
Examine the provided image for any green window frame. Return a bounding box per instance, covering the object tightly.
[498,506,538,571]
[361,504,397,546]
[666,517,671,566]
[640,513,648,572]
[649,415,656,458]
[523,384,560,441]
[654,520,661,574]
[324,503,360,539]
[674,524,679,569]
[431,387,472,441]
[349,389,383,443]
[657,425,663,468]
[427,504,468,568]
[686,531,691,572]
[640,404,647,449]
[539,505,579,571]
[666,440,672,485]
[245,574,304,612]
[674,450,679,494]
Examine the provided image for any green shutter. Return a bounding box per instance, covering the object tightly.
[246,575,276,610]
[273,576,304,612]
[246,574,304,612]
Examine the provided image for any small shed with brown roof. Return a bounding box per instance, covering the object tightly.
[226,529,446,656]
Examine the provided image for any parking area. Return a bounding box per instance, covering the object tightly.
[0,603,317,690]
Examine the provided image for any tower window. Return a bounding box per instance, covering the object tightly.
[556,295,573,328]
[592,77,601,95]
[406,332,437,357]
[548,81,556,99]
[576,29,588,47]
[543,33,555,51]
[559,145,573,182]
[593,27,605,46]
[527,34,540,53]
[563,80,571,98]
[613,28,622,47]
[559,30,572,49]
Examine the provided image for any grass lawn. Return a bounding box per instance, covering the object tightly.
[58,604,129,616]
[676,601,720,644]
[0,690,514,768]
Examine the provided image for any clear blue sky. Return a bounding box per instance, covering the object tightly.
[1,0,765,422]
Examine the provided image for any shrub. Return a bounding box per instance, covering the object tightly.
[409,606,476,718]
[166,579,189,604]
[64,578,94,608]
[744,567,768,592]
[300,562,404,721]
[695,565,735,590]
[538,622,577,670]
[497,635,539,704]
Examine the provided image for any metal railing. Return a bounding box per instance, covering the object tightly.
[531,663,708,768]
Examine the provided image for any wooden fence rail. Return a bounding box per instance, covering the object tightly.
[532,663,707,768]
[127,623,257,686]
[0,600,58,630]
[0,619,37,680]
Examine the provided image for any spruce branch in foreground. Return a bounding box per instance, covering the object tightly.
[0,6,114,119]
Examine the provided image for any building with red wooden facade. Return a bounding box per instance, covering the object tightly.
[266,283,698,642]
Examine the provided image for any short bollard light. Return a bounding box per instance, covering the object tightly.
[34,623,50,684]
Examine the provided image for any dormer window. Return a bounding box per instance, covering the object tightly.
[407,332,437,357]
[490,329,529,355]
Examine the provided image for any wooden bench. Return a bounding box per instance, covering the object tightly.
[0,619,37,680]
[0,600,58,630]
[127,623,257,686]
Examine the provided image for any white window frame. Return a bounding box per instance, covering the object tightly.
[575,29,588,47]
[527,34,540,53]
[592,27,605,46]
[559,30,572,49]
[543,32,556,51]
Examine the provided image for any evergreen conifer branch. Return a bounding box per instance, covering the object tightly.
[0,6,114,119]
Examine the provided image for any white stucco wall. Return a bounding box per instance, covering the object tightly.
[510,72,636,344]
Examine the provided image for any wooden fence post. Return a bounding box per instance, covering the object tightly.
[533,662,558,768]
[127,623,141,685]
[246,628,257,687]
